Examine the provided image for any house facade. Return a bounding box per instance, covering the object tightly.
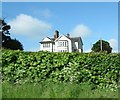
[40,30,83,52]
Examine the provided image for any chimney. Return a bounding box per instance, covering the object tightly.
[67,33,70,38]
[54,30,59,39]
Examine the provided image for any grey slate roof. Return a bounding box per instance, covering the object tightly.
[70,37,83,45]
[40,37,54,43]
[50,38,55,41]
[40,36,83,45]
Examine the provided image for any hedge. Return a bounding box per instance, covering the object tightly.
[1,49,120,89]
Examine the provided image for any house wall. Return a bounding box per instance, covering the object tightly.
[40,43,53,52]
[72,41,77,52]
[40,44,43,50]
[78,49,82,52]
[78,38,83,52]
[71,39,83,52]
[78,38,83,49]
[69,40,72,52]
[75,42,78,49]
[53,44,55,52]
[40,37,54,52]
[55,35,72,52]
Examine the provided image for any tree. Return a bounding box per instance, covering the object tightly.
[2,39,23,50]
[0,19,23,50]
[91,40,112,53]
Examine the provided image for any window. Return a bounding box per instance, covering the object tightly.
[48,43,50,47]
[43,43,50,48]
[59,50,67,52]
[60,42,62,46]
[58,41,68,47]
[63,42,64,46]
[43,44,45,47]
[65,42,66,47]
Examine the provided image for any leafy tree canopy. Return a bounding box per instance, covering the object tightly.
[91,40,112,53]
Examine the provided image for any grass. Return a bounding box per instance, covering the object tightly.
[2,81,118,98]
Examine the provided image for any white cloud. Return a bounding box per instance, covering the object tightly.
[9,14,52,39]
[71,24,91,38]
[108,39,118,52]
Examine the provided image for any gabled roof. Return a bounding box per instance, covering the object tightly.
[40,35,83,45]
[55,34,70,42]
[70,37,83,45]
[55,35,83,45]
[47,37,55,41]
[50,38,55,41]
[40,37,54,43]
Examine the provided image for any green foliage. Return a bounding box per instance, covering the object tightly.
[2,82,118,98]
[0,19,23,50]
[91,40,112,53]
[2,49,120,89]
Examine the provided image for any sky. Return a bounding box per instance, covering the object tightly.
[2,2,118,52]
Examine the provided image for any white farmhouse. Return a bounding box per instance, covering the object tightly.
[40,30,83,52]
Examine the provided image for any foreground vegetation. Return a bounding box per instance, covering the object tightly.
[1,49,120,98]
[2,81,118,98]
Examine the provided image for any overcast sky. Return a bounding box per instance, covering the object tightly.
[2,2,118,52]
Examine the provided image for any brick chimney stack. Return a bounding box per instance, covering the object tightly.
[54,30,59,39]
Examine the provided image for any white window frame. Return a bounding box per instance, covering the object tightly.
[58,41,68,47]
[43,43,50,48]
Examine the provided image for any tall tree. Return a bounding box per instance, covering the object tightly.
[0,19,23,50]
[91,40,112,53]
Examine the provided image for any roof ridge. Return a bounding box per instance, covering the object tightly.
[70,36,81,38]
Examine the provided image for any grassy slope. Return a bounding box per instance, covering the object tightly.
[2,82,118,98]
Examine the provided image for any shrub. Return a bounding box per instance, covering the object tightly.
[1,49,120,89]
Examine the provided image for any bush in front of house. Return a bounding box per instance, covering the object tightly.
[1,49,120,89]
